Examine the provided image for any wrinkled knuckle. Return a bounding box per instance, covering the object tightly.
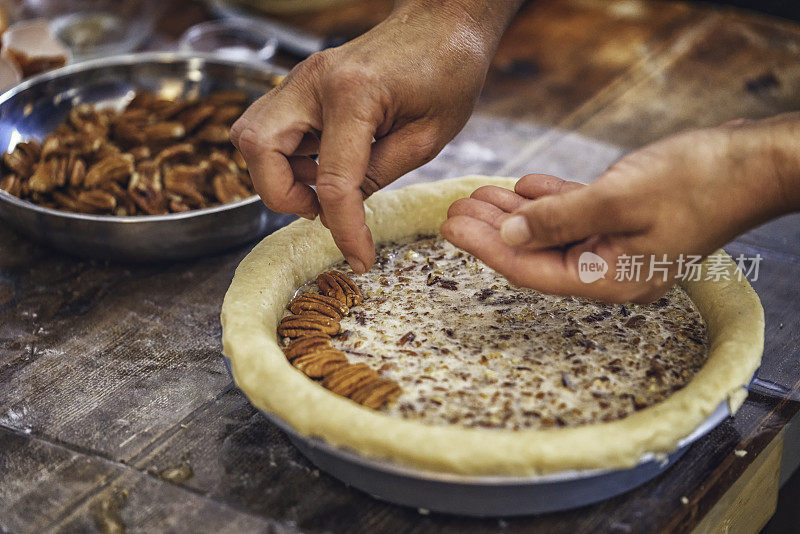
[259,194,289,214]
[360,175,382,199]
[316,173,353,202]
[296,51,332,78]
[410,129,443,164]
[326,63,376,94]
[231,123,264,159]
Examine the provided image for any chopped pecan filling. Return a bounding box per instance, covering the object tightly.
[285,236,709,430]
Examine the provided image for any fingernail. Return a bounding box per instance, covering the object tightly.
[347,257,366,274]
[501,216,532,245]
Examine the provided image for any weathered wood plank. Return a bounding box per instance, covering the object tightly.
[0,427,124,533]
[50,467,288,534]
[0,235,244,461]
[690,430,782,534]
[567,10,800,149]
[481,0,708,125]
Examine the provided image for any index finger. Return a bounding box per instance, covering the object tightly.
[315,97,379,273]
[231,92,320,219]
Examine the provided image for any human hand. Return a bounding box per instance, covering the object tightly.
[442,117,800,303]
[231,1,521,273]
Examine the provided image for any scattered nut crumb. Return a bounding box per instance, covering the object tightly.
[734,449,747,457]
[680,496,689,505]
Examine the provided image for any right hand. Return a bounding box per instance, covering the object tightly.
[231,5,502,273]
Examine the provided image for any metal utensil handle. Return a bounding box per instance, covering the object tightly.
[747,376,800,402]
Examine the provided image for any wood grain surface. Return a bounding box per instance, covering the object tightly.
[1,0,799,532]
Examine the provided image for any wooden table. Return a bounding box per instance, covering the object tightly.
[2,0,800,532]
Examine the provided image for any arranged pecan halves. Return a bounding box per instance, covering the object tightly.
[292,349,349,378]
[277,314,340,339]
[289,292,349,319]
[349,379,403,410]
[317,270,363,307]
[278,271,402,410]
[283,334,332,361]
[321,363,379,397]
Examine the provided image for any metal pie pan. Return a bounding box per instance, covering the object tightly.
[223,356,731,516]
[0,52,294,262]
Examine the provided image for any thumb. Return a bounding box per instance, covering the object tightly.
[500,187,631,249]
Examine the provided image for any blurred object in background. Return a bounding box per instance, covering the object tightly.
[179,18,277,66]
[0,56,22,92]
[19,0,162,60]
[208,0,392,44]
[209,0,358,15]
[1,18,68,79]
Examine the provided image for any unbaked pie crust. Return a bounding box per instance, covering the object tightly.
[221,176,764,475]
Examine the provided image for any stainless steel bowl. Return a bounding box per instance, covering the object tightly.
[0,52,295,262]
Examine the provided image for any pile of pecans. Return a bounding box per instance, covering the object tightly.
[0,90,257,216]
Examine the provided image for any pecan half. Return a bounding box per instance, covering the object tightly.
[112,109,149,146]
[349,379,402,409]
[163,164,207,207]
[169,197,191,213]
[28,159,58,192]
[84,154,134,188]
[317,271,363,307]
[292,349,349,378]
[207,151,238,175]
[145,122,186,146]
[178,104,215,133]
[194,124,230,144]
[52,190,78,211]
[41,131,101,159]
[67,156,87,188]
[128,161,167,215]
[0,174,21,196]
[232,149,247,171]
[322,363,379,397]
[277,314,340,338]
[128,146,151,162]
[3,141,41,178]
[212,172,250,204]
[211,104,245,125]
[283,334,332,361]
[155,143,195,168]
[75,189,116,213]
[150,98,191,121]
[207,90,249,106]
[69,104,109,136]
[289,293,349,319]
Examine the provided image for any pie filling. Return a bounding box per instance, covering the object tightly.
[280,235,708,431]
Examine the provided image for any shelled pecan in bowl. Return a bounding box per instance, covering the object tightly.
[0,90,256,216]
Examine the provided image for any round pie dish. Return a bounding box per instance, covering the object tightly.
[221,176,764,479]
[0,52,292,262]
